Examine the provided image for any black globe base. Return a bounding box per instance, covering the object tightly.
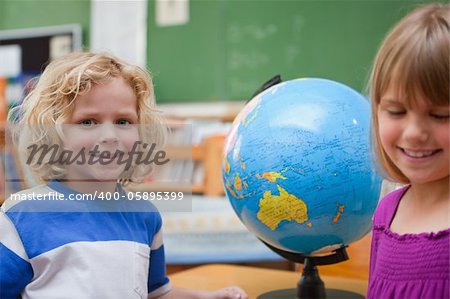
[257,288,364,299]
[259,241,364,299]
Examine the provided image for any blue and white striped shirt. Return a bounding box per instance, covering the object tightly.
[0,180,171,299]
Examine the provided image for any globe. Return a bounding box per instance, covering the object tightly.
[222,78,382,256]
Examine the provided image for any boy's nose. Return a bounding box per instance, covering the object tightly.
[99,124,119,144]
[101,136,119,144]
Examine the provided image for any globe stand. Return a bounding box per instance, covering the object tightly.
[257,242,364,299]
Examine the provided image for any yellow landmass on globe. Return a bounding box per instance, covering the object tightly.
[332,204,345,223]
[225,178,245,199]
[224,157,230,174]
[257,185,308,230]
[234,173,242,191]
[256,171,287,182]
[225,181,237,198]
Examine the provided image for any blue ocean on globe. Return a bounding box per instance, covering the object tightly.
[222,78,382,255]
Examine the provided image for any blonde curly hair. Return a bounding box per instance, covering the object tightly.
[9,52,167,185]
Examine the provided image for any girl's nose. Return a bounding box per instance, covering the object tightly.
[403,118,429,144]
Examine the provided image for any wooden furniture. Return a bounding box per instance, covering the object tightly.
[128,133,226,196]
[199,134,225,196]
[128,102,249,196]
[313,234,371,280]
[169,264,367,299]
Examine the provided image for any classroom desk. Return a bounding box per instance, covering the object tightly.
[169,264,367,299]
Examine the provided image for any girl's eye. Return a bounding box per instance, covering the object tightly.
[80,119,95,127]
[430,113,450,121]
[387,110,405,116]
[116,119,131,126]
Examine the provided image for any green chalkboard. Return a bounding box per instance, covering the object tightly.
[0,0,90,47]
[147,0,440,103]
[1,0,441,103]
[148,1,223,103]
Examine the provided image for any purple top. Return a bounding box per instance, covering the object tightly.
[367,186,449,299]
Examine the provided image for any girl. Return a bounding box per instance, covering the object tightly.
[0,52,247,299]
[368,3,449,299]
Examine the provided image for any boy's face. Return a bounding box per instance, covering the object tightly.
[63,76,140,182]
[377,86,449,185]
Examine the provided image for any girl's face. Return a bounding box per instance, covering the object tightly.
[377,86,449,185]
[63,76,140,182]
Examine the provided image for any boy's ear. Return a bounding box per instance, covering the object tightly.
[248,74,282,103]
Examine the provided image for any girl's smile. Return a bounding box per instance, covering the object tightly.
[378,88,449,185]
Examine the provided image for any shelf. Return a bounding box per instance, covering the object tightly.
[165,144,206,161]
[127,182,203,193]
[158,101,245,122]
[130,134,226,196]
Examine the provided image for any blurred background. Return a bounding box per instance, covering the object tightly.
[0,0,442,290]
[1,0,443,105]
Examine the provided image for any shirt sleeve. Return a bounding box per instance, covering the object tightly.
[0,212,33,299]
[147,213,171,298]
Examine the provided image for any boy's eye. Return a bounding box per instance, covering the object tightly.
[116,119,131,126]
[80,119,95,127]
